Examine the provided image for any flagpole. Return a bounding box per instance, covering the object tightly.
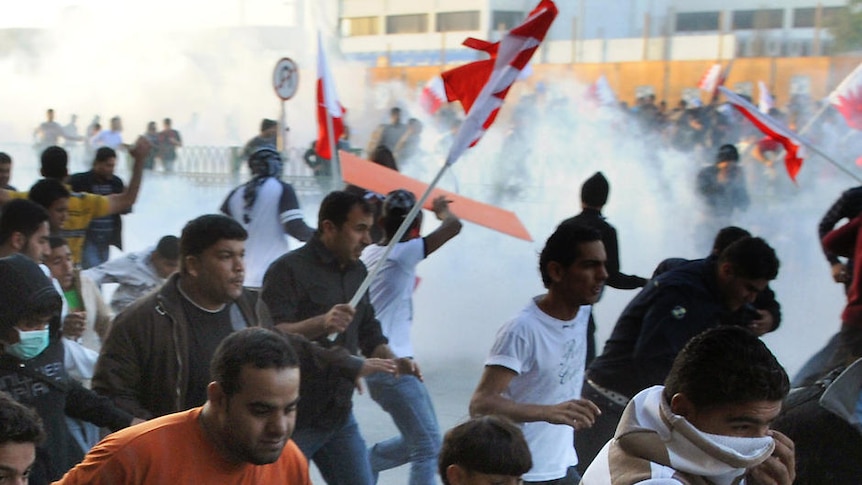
[325,109,342,190]
[795,101,830,137]
[326,0,560,340]
[798,135,862,183]
[327,160,451,339]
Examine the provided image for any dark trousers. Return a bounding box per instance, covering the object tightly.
[574,381,626,475]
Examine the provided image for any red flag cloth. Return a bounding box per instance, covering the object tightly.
[720,86,805,182]
[315,33,345,160]
[829,63,862,131]
[443,0,558,165]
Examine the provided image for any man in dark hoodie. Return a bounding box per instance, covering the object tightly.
[0,254,139,484]
[561,172,647,365]
[576,236,780,473]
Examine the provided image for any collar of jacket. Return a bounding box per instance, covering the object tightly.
[307,232,361,272]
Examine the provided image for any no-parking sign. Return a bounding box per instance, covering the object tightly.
[273,58,299,100]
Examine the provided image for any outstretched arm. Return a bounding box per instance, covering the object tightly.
[423,195,462,256]
[105,136,150,215]
[470,365,600,429]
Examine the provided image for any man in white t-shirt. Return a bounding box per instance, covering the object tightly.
[360,189,461,484]
[221,145,314,289]
[469,221,607,484]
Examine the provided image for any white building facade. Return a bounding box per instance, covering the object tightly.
[338,0,848,65]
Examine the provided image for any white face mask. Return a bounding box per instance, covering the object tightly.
[5,328,50,360]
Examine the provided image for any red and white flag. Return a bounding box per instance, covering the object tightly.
[829,62,862,131]
[419,38,504,116]
[720,86,806,182]
[758,81,775,114]
[698,60,733,100]
[315,32,345,160]
[419,77,447,115]
[441,0,557,165]
[698,64,722,93]
[586,74,617,107]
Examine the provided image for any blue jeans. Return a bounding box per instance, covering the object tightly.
[366,373,442,485]
[81,237,110,269]
[291,412,373,485]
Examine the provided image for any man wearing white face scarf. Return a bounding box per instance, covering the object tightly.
[581,326,795,485]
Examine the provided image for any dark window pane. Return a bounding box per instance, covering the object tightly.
[436,11,480,32]
[675,12,720,32]
[386,14,429,34]
[794,6,845,28]
[734,9,783,30]
[491,11,525,31]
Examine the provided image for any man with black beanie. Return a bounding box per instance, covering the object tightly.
[560,171,647,364]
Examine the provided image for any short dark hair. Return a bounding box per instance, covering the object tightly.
[261,119,277,132]
[163,118,172,125]
[179,215,247,273]
[40,146,68,179]
[155,235,180,260]
[539,221,602,288]
[711,226,751,255]
[48,236,68,250]
[94,146,116,163]
[210,327,299,397]
[0,199,49,245]
[718,236,779,280]
[0,152,10,164]
[0,392,44,446]
[28,178,71,210]
[318,191,372,229]
[663,326,789,409]
[438,415,532,484]
[716,144,740,163]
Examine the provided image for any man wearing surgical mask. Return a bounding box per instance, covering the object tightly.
[0,254,142,485]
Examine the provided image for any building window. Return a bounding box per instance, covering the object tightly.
[675,12,720,32]
[386,14,429,34]
[341,17,379,36]
[491,11,524,31]
[436,11,480,32]
[732,9,784,30]
[793,7,846,28]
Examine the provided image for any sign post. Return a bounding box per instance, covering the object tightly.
[273,57,299,152]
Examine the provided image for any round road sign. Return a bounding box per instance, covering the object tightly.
[273,58,299,100]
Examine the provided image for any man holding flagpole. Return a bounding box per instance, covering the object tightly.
[260,190,420,485]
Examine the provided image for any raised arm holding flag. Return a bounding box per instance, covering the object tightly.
[339,0,559,326]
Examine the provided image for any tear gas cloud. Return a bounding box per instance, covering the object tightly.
[0,2,852,383]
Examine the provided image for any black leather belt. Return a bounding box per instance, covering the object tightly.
[586,379,630,407]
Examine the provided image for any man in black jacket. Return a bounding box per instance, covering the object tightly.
[261,190,417,485]
[561,172,647,364]
[575,236,780,473]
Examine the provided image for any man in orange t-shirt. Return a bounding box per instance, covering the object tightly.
[53,328,311,484]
